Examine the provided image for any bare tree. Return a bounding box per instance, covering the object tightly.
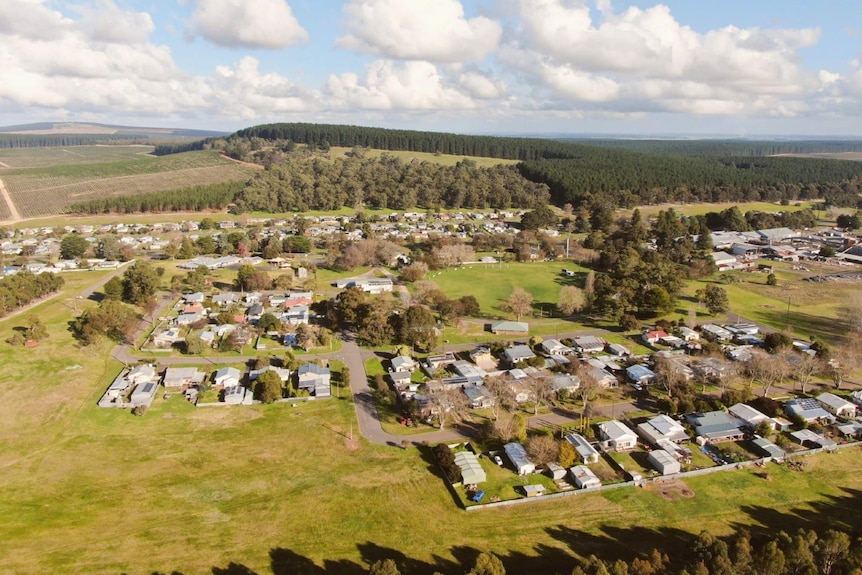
[653,356,688,399]
[557,285,586,316]
[747,353,790,397]
[484,376,513,421]
[788,353,820,395]
[427,387,468,430]
[573,365,601,433]
[502,287,533,321]
[526,376,553,416]
[525,435,560,465]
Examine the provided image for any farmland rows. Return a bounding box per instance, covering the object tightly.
[0,145,155,169]
[3,163,255,218]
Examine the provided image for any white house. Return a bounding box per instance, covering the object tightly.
[214,367,242,388]
[541,339,573,356]
[729,403,772,430]
[817,392,857,418]
[504,442,536,475]
[597,420,638,452]
[564,433,600,464]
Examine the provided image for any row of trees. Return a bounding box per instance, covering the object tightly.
[68,181,245,214]
[0,271,64,317]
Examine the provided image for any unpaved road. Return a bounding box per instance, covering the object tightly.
[0,177,21,222]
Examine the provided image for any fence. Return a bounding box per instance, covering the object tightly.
[464,440,861,512]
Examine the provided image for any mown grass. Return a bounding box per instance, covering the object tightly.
[2,269,862,574]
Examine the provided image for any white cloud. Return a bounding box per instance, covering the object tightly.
[457,70,506,99]
[73,0,154,44]
[188,0,308,49]
[337,0,502,62]
[326,60,477,110]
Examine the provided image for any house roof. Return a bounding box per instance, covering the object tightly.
[491,320,529,333]
[504,344,535,362]
[752,437,786,458]
[729,403,770,425]
[214,366,241,381]
[599,420,637,442]
[817,392,855,412]
[785,398,833,421]
[638,414,689,444]
[626,364,656,381]
[504,442,535,471]
[297,363,330,376]
[454,451,486,484]
[685,411,744,440]
[564,433,599,460]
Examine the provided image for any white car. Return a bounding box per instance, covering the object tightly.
[493,455,503,466]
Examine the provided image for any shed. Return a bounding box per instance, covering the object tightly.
[562,432,598,463]
[751,436,786,459]
[522,484,546,497]
[647,449,681,475]
[490,320,529,335]
[504,442,536,475]
[790,429,836,449]
[544,463,567,480]
[454,451,486,485]
[568,465,601,489]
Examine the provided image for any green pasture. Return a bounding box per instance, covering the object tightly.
[2,267,862,574]
[0,145,155,169]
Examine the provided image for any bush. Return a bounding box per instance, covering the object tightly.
[766,273,778,286]
[432,444,460,483]
[132,405,148,417]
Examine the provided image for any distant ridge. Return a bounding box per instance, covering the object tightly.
[0,122,227,138]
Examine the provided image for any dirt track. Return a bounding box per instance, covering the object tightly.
[0,177,21,223]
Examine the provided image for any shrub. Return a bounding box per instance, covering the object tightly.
[132,405,148,417]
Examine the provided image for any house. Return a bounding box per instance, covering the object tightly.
[729,403,772,430]
[389,370,412,390]
[678,327,700,342]
[727,347,754,362]
[332,278,393,294]
[127,364,158,386]
[454,451,486,484]
[711,251,743,271]
[568,465,601,489]
[504,442,536,475]
[550,375,580,395]
[541,339,573,356]
[503,344,536,366]
[130,381,158,408]
[424,352,458,371]
[642,330,669,345]
[212,293,238,307]
[297,363,331,398]
[544,463,567,480]
[597,420,638,451]
[463,385,495,409]
[184,292,205,304]
[153,327,183,348]
[214,367,242,389]
[224,385,247,405]
[816,392,857,418]
[684,411,746,443]
[175,312,204,326]
[246,303,264,322]
[282,305,309,326]
[162,367,206,390]
[852,390,862,408]
[249,365,291,383]
[572,336,606,354]
[606,343,631,357]
[564,433,599,464]
[626,364,656,385]
[701,324,733,341]
[451,360,487,382]
[785,398,834,423]
[391,355,418,372]
[490,320,529,335]
[636,414,689,446]
[469,347,496,369]
[648,449,681,475]
[589,366,618,388]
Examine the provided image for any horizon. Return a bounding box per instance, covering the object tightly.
[2,1,862,136]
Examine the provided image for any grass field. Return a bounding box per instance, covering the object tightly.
[0,149,256,218]
[2,267,862,574]
[620,201,820,219]
[329,147,520,168]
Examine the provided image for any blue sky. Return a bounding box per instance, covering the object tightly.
[2,0,862,136]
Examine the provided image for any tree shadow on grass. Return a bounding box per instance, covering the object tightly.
[757,308,850,343]
[212,563,258,575]
[270,548,325,575]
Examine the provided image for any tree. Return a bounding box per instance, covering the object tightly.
[60,234,89,259]
[746,353,789,397]
[178,237,196,259]
[815,530,851,575]
[557,285,585,316]
[102,276,123,301]
[763,332,793,353]
[819,245,836,258]
[502,287,533,320]
[696,284,729,315]
[25,316,47,341]
[766,273,778,286]
[459,295,481,317]
[121,260,160,306]
[184,335,204,355]
[427,387,468,430]
[97,235,121,261]
[640,286,674,317]
[525,435,559,465]
[234,264,270,291]
[336,287,367,325]
[521,205,557,231]
[468,553,506,575]
[257,312,281,333]
[400,304,438,352]
[399,261,428,283]
[653,356,688,400]
[558,440,577,468]
[368,559,400,575]
[254,370,284,404]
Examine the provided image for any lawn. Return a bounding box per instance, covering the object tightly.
[426,261,590,318]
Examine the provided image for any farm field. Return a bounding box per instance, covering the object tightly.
[0,145,153,169]
[329,146,520,168]
[0,149,256,218]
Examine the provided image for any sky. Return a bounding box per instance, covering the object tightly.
[2,0,862,136]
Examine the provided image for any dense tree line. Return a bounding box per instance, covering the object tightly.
[519,154,862,208]
[0,133,144,148]
[68,181,245,214]
[232,154,549,212]
[0,271,64,317]
[567,138,862,156]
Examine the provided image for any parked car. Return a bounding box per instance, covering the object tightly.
[493,455,503,466]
